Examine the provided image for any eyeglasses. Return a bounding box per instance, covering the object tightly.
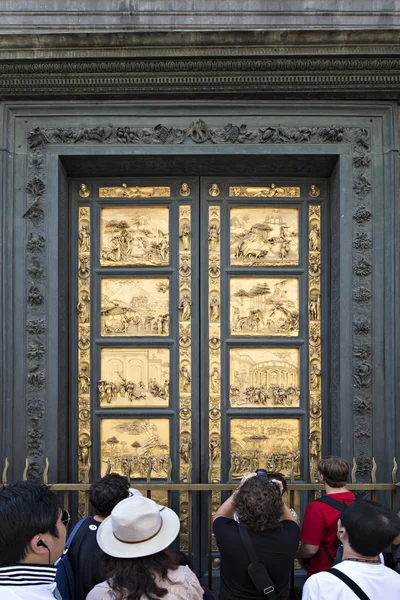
[61,509,70,528]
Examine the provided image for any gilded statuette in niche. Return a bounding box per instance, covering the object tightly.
[100,419,170,478]
[309,185,321,198]
[101,278,169,336]
[229,185,300,198]
[230,348,300,408]
[230,207,299,266]
[100,348,170,408]
[79,183,90,198]
[100,207,169,266]
[209,183,221,197]
[99,184,170,198]
[179,183,191,196]
[230,419,300,479]
[230,277,299,337]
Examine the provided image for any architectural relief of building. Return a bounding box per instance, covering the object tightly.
[1,0,399,575]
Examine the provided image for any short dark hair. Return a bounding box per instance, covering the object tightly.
[89,473,130,518]
[234,476,283,532]
[318,456,349,488]
[0,481,60,566]
[341,500,400,556]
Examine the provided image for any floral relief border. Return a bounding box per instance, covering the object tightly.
[24,120,372,481]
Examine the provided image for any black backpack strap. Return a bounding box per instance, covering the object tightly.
[320,541,335,565]
[238,525,277,599]
[316,496,346,513]
[328,568,371,600]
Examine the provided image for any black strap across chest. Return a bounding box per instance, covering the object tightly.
[238,524,277,599]
[328,568,371,600]
[316,496,346,565]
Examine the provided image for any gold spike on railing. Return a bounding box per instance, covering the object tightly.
[22,458,29,480]
[228,461,233,484]
[105,459,111,475]
[392,458,398,484]
[351,458,357,484]
[83,461,91,484]
[187,462,192,485]
[167,458,173,483]
[208,456,213,485]
[146,458,153,483]
[126,457,132,486]
[371,457,377,484]
[2,457,9,485]
[290,458,295,485]
[43,457,50,484]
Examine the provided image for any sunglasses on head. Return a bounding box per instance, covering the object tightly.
[61,509,70,528]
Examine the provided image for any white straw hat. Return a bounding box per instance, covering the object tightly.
[97,495,180,559]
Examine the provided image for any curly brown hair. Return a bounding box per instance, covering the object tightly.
[234,476,283,532]
[100,548,179,600]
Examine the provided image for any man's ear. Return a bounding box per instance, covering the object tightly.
[317,472,324,483]
[27,535,48,556]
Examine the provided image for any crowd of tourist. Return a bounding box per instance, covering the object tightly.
[0,456,399,600]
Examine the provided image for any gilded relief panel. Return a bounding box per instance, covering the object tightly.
[99,348,169,408]
[229,185,300,198]
[230,277,299,337]
[309,205,322,481]
[99,184,170,198]
[230,419,300,479]
[230,207,299,266]
[100,419,170,478]
[101,278,169,336]
[100,206,169,267]
[230,348,300,408]
[77,206,91,516]
[208,205,221,486]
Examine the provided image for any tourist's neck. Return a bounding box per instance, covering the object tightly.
[343,546,380,563]
[325,484,348,494]
[93,514,105,522]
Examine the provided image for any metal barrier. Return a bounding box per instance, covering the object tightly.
[2,457,399,589]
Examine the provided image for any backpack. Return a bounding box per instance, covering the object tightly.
[55,516,90,600]
[316,496,347,566]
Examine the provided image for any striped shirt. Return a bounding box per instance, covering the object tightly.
[0,564,58,599]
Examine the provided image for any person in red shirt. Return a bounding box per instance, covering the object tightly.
[297,456,355,576]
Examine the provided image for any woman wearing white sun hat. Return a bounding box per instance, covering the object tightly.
[85,495,203,600]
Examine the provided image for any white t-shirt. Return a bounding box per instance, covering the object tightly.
[303,560,400,600]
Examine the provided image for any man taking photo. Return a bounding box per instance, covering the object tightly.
[298,456,355,575]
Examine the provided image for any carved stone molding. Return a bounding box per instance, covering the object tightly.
[2,56,400,97]
[24,120,373,478]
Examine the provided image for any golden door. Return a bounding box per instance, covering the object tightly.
[74,176,324,524]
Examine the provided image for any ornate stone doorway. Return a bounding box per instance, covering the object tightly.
[74,176,326,513]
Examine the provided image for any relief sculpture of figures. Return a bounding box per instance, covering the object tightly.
[180,364,191,393]
[209,295,220,322]
[210,366,221,394]
[100,207,169,266]
[78,433,92,467]
[310,362,321,391]
[78,364,90,394]
[309,222,320,251]
[231,207,299,266]
[78,223,90,252]
[179,294,192,322]
[230,419,300,479]
[77,292,90,324]
[101,278,169,336]
[208,223,220,251]
[230,185,300,198]
[180,222,191,251]
[179,435,192,464]
[100,419,170,478]
[230,278,299,337]
[99,184,170,198]
[230,348,300,408]
[100,348,170,408]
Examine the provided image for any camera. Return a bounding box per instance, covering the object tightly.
[255,468,268,479]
